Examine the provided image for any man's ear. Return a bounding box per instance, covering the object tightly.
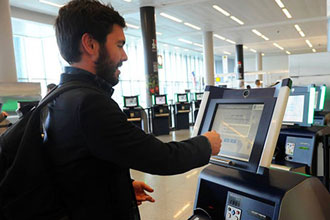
[81,33,99,57]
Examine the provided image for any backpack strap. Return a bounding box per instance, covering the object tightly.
[36,81,104,111]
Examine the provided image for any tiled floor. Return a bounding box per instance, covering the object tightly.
[131,127,208,220]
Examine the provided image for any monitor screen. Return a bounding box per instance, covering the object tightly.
[211,104,264,162]
[196,93,203,101]
[178,94,187,102]
[155,96,166,105]
[124,97,138,108]
[283,95,305,123]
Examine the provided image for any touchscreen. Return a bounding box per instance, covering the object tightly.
[156,96,166,105]
[125,97,137,107]
[211,104,264,162]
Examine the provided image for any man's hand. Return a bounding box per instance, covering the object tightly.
[202,130,222,155]
[132,180,155,206]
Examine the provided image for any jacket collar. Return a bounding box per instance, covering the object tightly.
[60,66,114,97]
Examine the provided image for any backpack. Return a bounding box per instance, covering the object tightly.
[0,81,99,220]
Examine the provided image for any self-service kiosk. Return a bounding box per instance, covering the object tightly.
[122,96,144,129]
[193,92,203,124]
[189,79,330,220]
[272,85,330,189]
[174,93,191,130]
[151,94,170,136]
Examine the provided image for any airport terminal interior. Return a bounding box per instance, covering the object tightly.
[1,0,330,219]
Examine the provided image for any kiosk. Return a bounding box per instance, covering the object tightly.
[272,85,330,189]
[314,85,328,126]
[122,96,144,129]
[189,79,330,220]
[193,92,203,124]
[174,93,190,130]
[151,94,170,136]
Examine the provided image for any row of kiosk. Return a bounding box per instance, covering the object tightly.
[122,93,203,135]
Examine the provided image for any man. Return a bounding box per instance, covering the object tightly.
[47,83,57,93]
[45,0,222,219]
[255,79,262,88]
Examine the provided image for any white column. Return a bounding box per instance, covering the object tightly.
[256,52,263,82]
[328,0,330,51]
[203,31,214,86]
[0,0,17,82]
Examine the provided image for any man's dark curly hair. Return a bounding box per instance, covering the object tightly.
[55,0,126,64]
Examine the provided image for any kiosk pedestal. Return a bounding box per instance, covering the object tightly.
[174,103,190,130]
[123,108,143,129]
[151,105,170,136]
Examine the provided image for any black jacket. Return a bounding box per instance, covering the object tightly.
[44,67,212,220]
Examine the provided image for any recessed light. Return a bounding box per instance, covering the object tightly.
[193,43,203,47]
[39,0,63,7]
[212,5,230,16]
[252,29,262,36]
[275,0,285,8]
[214,34,226,40]
[261,53,265,56]
[230,16,244,25]
[305,40,313,48]
[312,48,316,53]
[286,51,291,55]
[184,22,201,30]
[273,43,284,50]
[243,46,249,49]
[294,24,301,32]
[123,0,132,2]
[282,8,292,19]
[160,12,182,23]
[156,32,162,35]
[178,38,193,44]
[223,51,231,55]
[126,23,139,29]
[225,39,236,44]
[250,49,257,53]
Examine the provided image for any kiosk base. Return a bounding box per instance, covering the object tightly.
[175,113,189,130]
[190,165,330,220]
[152,116,170,136]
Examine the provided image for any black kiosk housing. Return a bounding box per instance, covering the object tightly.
[151,94,170,136]
[122,96,143,129]
[174,93,190,130]
[189,79,330,220]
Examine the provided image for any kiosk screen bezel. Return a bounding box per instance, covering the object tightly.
[177,93,188,103]
[124,96,139,108]
[199,98,276,173]
[154,95,167,105]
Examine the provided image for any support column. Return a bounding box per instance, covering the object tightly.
[328,0,330,51]
[0,0,17,82]
[235,44,244,88]
[203,31,215,86]
[256,52,263,82]
[140,6,159,107]
[222,55,228,74]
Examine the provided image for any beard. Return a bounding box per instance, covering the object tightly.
[94,44,121,86]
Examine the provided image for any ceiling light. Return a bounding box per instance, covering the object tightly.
[184,22,201,30]
[282,8,292,18]
[126,23,139,29]
[178,38,193,44]
[261,53,265,56]
[252,29,262,36]
[225,39,236,44]
[156,32,162,35]
[305,39,313,48]
[160,12,182,23]
[275,0,285,8]
[212,5,230,16]
[286,51,291,55]
[299,31,305,37]
[250,49,257,53]
[123,0,132,2]
[214,34,226,40]
[261,35,269,41]
[230,16,244,25]
[193,43,203,47]
[223,51,231,55]
[273,43,284,50]
[163,44,168,47]
[174,47,179,50]
[312,48,316,53]
[243,46,248,49]
[39,0,63,7]
[294,24,301,32]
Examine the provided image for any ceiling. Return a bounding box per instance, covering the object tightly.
[9,0,328,58]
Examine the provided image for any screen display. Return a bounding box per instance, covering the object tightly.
[283,95,304,123]
[196,93,203,101]
[155,96,166,105]
[125,97,138,107]
[178,94,187,102]
[211,104,264,162]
